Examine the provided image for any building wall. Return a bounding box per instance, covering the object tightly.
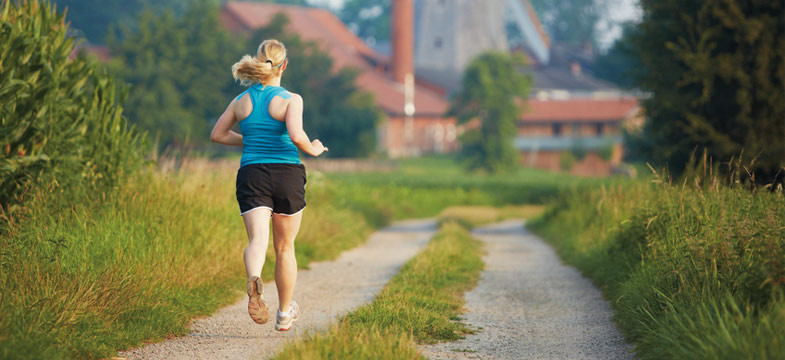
[520,149,621,177]
[519,122,622,137]
[382,116,459,158]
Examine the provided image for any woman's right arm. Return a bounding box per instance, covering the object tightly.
[285,94,328,157]
[210,101,244,146]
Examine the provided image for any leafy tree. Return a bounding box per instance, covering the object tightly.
[53,0,146,42]
[250,0,309,6]
[530,0,606,47]
[632,0,785,181]
[593,21,639,88]
[1,0,142,214]
[54,0,307,44]
[244,13,382,157]
[450,52,531,173]
[339,0,390,44]
[107,1,243,147]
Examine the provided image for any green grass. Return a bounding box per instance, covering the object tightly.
[273,222,485,359]
[528,178,785,359]
[0,155,599,358]
[438,205,545,228]
[325,155,602,221]
[0,159,379,359]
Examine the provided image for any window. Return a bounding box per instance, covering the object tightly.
[595,122,604,135]
[434,37,442,49]
[553,123,562,136]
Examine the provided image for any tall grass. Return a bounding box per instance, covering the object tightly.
[528,168,785,359]
[0,159,377,359]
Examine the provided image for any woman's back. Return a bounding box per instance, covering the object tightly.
[236,84,299,166]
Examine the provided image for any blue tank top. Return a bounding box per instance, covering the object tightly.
[235,84,300,167]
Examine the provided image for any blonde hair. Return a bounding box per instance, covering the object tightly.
[231,39,287,86]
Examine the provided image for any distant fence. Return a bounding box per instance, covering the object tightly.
[303,158,398,173]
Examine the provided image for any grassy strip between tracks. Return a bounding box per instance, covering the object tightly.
[273,221,484,359]
[528,175,785,359]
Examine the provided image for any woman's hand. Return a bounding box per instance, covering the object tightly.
[310,139,328,156]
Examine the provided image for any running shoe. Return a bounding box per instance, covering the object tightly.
[275,301,300,331]
[246,276,269,324]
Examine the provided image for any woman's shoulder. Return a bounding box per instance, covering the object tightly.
[272,86,298,101]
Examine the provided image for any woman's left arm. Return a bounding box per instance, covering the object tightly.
[210,101,244,146]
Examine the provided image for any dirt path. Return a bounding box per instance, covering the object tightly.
[421,220,635,359]
[119,219,436,360]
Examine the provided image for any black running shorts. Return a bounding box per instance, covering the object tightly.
[236,163,307,216]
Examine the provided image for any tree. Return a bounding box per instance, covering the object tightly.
[245,13,382,157]
[1,0,142,213]
[53,0,146,42]
[339,0,390,44]
[593,21,639,88]
[450,52,532,173]
[107,1,243,147]
[530,0,606,47]
[632,0,785,181]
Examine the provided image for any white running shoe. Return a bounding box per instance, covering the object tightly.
[275,301,300,331]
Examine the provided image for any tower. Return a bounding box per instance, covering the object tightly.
[413,0,509,92]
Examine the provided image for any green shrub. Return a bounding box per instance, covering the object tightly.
[0,0,143,217]
[559,151,576,171]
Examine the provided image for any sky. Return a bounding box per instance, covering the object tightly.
[309,0,641,49]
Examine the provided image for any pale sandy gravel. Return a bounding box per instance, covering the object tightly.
[118,218,437,360]
[420,220,636,360]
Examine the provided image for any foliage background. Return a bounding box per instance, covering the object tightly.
[629,0,785,181]
[0,0,142,217]
[450,52,531,173]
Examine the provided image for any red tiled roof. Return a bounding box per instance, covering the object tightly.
[221,2,449,116]
[521,98,638,123]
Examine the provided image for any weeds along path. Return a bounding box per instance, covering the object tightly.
[119,219,436,360]
[421,220,635,359]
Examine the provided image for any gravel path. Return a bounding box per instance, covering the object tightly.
[119,219,436,360]
[420,220,635,360]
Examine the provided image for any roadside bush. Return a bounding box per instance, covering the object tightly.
[0,0,143,217]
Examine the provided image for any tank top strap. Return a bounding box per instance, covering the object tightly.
[233,85,292,119]
[261,86,292,108]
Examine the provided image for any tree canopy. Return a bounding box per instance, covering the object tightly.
[450,52,531,173]
[54,0,310,43]
[108,5,381,156]
[631,0,785,181]
[593,21,639,88]
[530,0,606,47]
[107,1,241,147]
[339,0,390,44]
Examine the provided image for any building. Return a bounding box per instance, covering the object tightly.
[221,0,639,175]
[517,98,640,176]
[221,1,458,158]
[413,0,550,93]
[413,0,638,176]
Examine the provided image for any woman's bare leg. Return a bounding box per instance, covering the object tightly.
[272,211,303,313]
[242,208,272,279]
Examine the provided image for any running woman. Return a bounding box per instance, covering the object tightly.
[210,39,328,331]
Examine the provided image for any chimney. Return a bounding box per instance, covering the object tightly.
[391,0,414,84]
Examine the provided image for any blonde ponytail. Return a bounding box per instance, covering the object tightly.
[232,39,287,86]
